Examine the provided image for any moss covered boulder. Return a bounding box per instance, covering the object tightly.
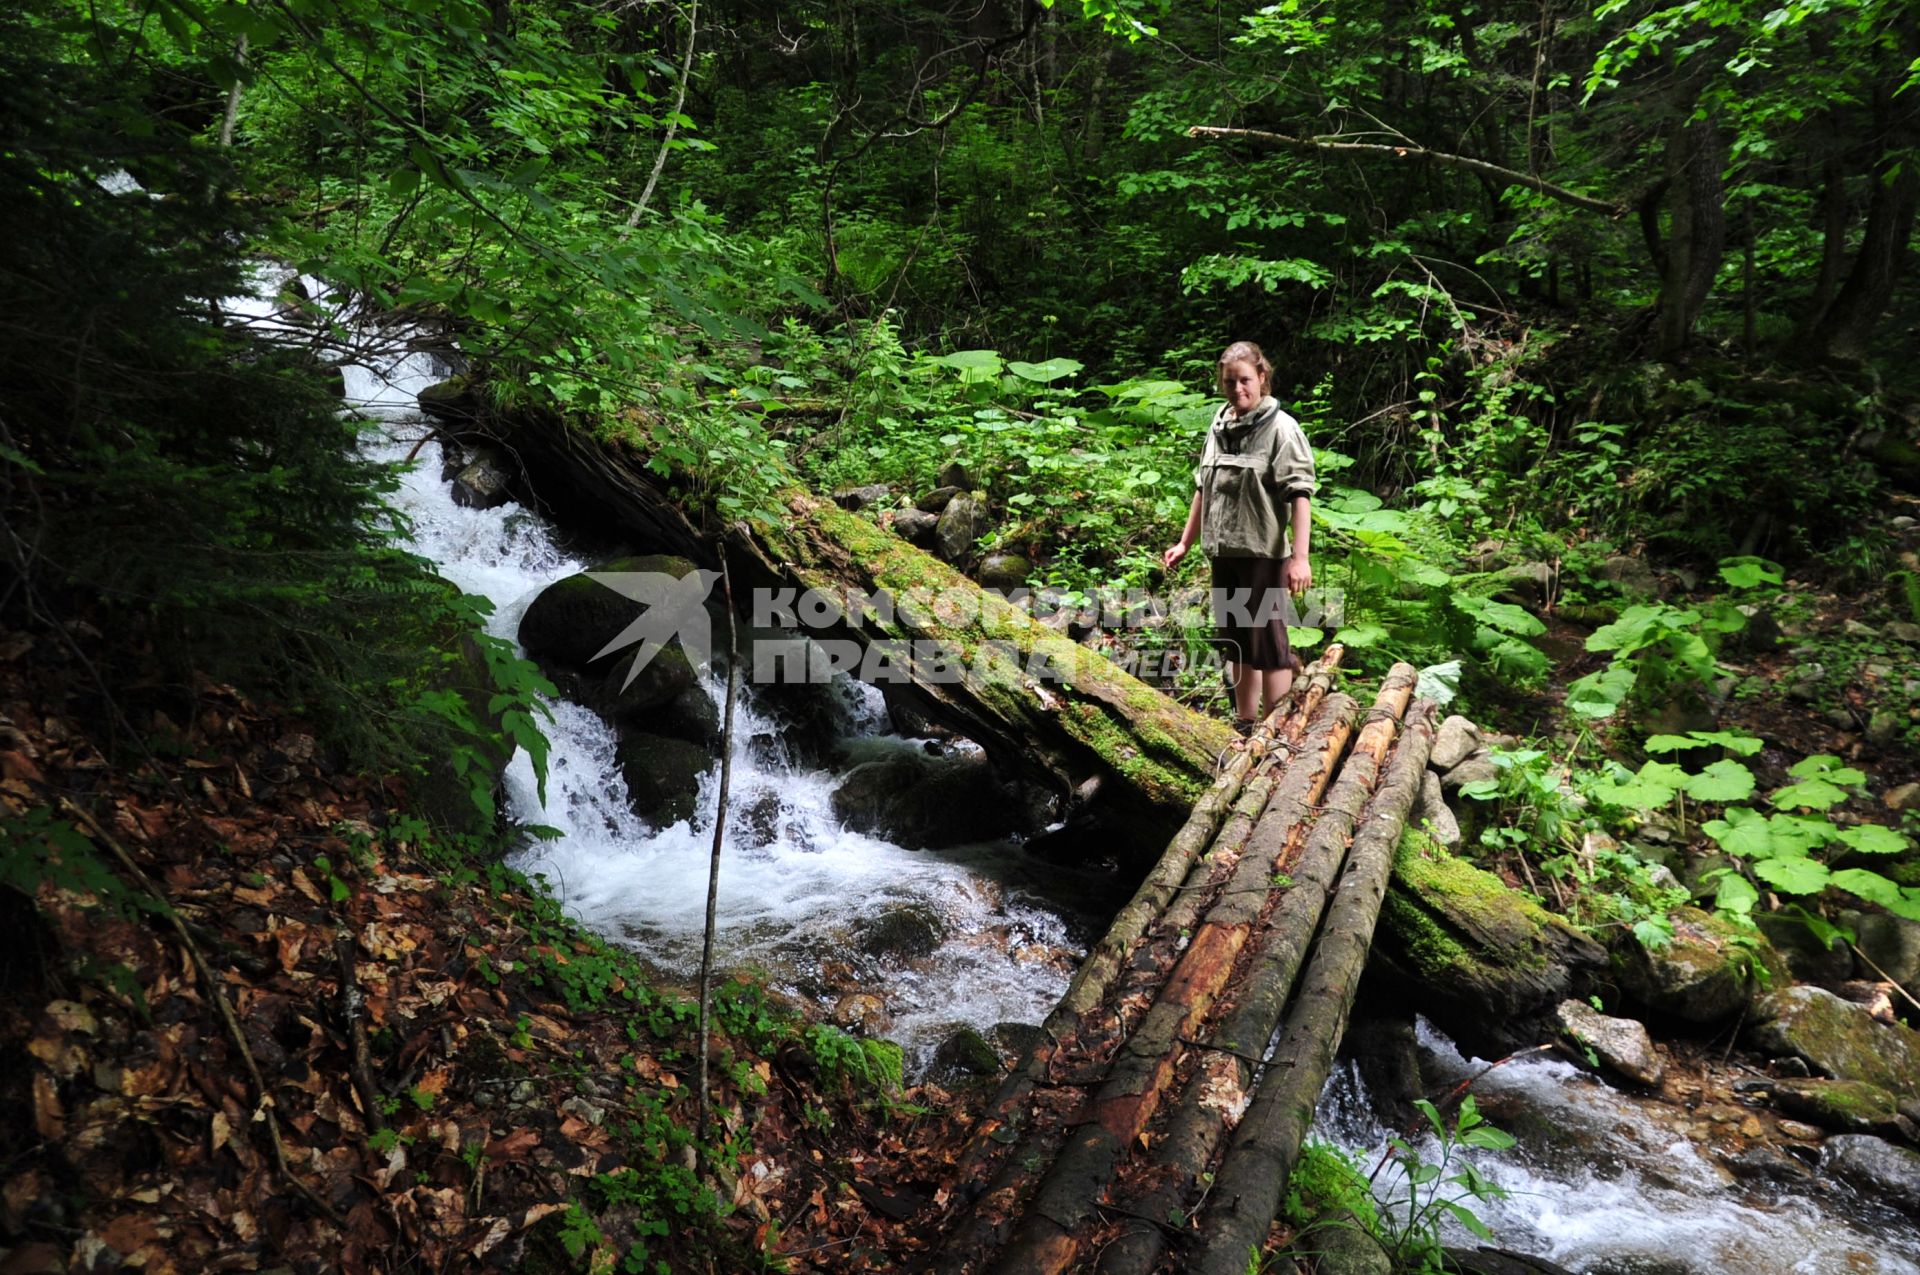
[1374,832,1607,1054]
[517,554,707,672]
[1749,985,1920,1096]
[1769,1077,1908,1134]
[1614,907,1773,1025]
[615,732,712,828]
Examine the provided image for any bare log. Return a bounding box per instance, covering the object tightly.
[997,667,1417,1275]
[1098,667,1419,1275]
[933,667,1343,1272]
[1191,703,1439,1275]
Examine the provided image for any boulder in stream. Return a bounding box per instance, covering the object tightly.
[930,1025,1000,1083]
[451,447,514,509]
[517,554,707,672]
[830,748,1031,849]
[1769,1077,1908,1134]
[1614,906,1772,1025]
[856,905,946,963]
[1822,1134,1920,1216]
[1749,984,1920,1095]
[1553,999,1664,1086]
[615,732,710,828]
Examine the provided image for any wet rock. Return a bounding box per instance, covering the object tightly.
[990,1022,1047,1060]
[1341,1011,1425,1131]
[934,492,982,563]
[1749,985,1920,1095]
[831,992,890,1036]
[1414,771,1462,848]
[1598,554,1660,599]
[615,732,711,828]
[936,458,974,491]
[976,553,1032,593]
[1308,1220,1391,1275]
[833,484,893,511]
[1888,782,1920,813]
[1767,1077,1908,1135]
[451,448,514,509]
[1728,604,1783,654]
[518,554,706,671]
[598,643,700,718]
[1442,1249,1580,1275]
[857,905,945,962]
[1374,837,1608,1056]
[1867,709,1905,748]
[830,749,1029,849]
[1777,1119,1823,1141]
[890,507,939,546]
[733,789,789,851]
[643,682,722,749]
[1753,912,1853,984]
[916,485,962,513]
[931,1026,1000,1081]
[1888,622,1920,644]
[1554,999,1664,1086]
[1724,1146,1811,1182]
[1823,1134,1920,1215]
[1615,907,1772,1024]
[417,374,484,426]
[1430,716,1485,773]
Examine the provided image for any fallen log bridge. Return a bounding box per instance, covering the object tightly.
[925,654,1439,1275]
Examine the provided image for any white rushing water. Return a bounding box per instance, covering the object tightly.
[225,274,1093,1074]
[1315,1019,1920,1274]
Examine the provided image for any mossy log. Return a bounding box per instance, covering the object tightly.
[1373,834,1607,1056]
[1192,702,1437,1275]
[995,667,1418,1275]
[499,405,1234,857]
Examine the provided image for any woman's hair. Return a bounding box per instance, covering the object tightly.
[1216,340,1273,394]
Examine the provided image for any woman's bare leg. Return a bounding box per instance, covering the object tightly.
[1229,660,1261,725]
[1260,666,1294,720]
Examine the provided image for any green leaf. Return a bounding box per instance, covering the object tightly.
[1787,754,1865,786]
[1566,665,1635,719]
[1718,557,1783,589]
[1006,357,1084,383]
[1703,806,1771,857]
[1770,778,1849,812]
[1333,622,1389,647]
[1752,856,1830,895]
[1712,871,1760,916]
[1644,734,1708,753]
[1683,759,1757,803]
[1834,823,1909,855]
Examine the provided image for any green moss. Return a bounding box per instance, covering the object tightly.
[1391,830,1553,972]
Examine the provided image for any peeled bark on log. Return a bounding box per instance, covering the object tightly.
[497,405,1232,859]
[1192,703,1438,1275]
[1098,667,1420,1275]
[997,667,1418,1275]
[934,673,1345,1273]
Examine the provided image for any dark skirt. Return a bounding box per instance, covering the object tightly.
[1209,555,1303,673]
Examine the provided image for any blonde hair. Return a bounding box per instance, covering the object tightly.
[1216,341,1273,395]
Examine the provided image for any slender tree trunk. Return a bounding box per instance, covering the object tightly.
[218,36,248,148]
[1655,117,1728,359]
[1809,143,1920,361]
[1793,155,1853,344]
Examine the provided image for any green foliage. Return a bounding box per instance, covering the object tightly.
[0,809,167,921]
[1376,1097,1515,1271]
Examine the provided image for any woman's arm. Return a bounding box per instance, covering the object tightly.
[1282,494,1311,594]
[1163,489,1204,571]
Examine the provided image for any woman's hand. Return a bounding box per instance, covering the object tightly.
[1283,555,1312,596]
[1162,540,1190,572]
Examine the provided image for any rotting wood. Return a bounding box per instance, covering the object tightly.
[992,666,1417,1275]
[947,692,1358,1275]
[930,663,1342,1272]
[1191,702,1438,1275]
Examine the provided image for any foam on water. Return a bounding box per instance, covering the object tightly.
[1315,1019,1920,1273]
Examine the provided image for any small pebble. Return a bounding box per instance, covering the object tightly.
[1778,1119,1822,1140]
[1739,1116,1765,1139]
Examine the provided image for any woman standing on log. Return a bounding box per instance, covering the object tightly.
[1162,341,1316,740]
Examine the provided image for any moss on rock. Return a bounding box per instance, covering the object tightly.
[1750,985,1920,1097]
[1614,907,1774,1025]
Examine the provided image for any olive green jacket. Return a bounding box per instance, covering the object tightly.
[1192,396,1316,560]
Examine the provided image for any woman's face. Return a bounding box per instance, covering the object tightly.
[1221,360,1265,414]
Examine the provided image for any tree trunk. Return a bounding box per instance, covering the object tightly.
[1191,703,1438,1275]
[1655,117,1728,359]
[495,405,1233,861]
[1792,155,1853,344]
[934,687,1355,1275]
[1008,667,1419,1275]
[1809,144,1920,361]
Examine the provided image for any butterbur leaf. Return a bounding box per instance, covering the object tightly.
[1644,734,1709,753]
[1752,855,1830,895]
[1633,916,1677,948]
[1828,868,1911,912]
[1835,823,1908,855]
[1704,807,1770,857]
[1718,557,1784,589]
[1006,358,1084,383]
[1684,759,1757,803]
[1771,778,1848,811]
[1646,729,1762,755]
[1712,871,1760,916]
[1567,665,1635,718]
[1788,754,1866,786]
[1768,813,1835,854]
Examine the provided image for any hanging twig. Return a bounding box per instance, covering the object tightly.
[60,799,344,1224]
[694,532,739,1157]
[626,0,699,228]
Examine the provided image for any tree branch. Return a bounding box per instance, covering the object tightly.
[1185,124,1625,217]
